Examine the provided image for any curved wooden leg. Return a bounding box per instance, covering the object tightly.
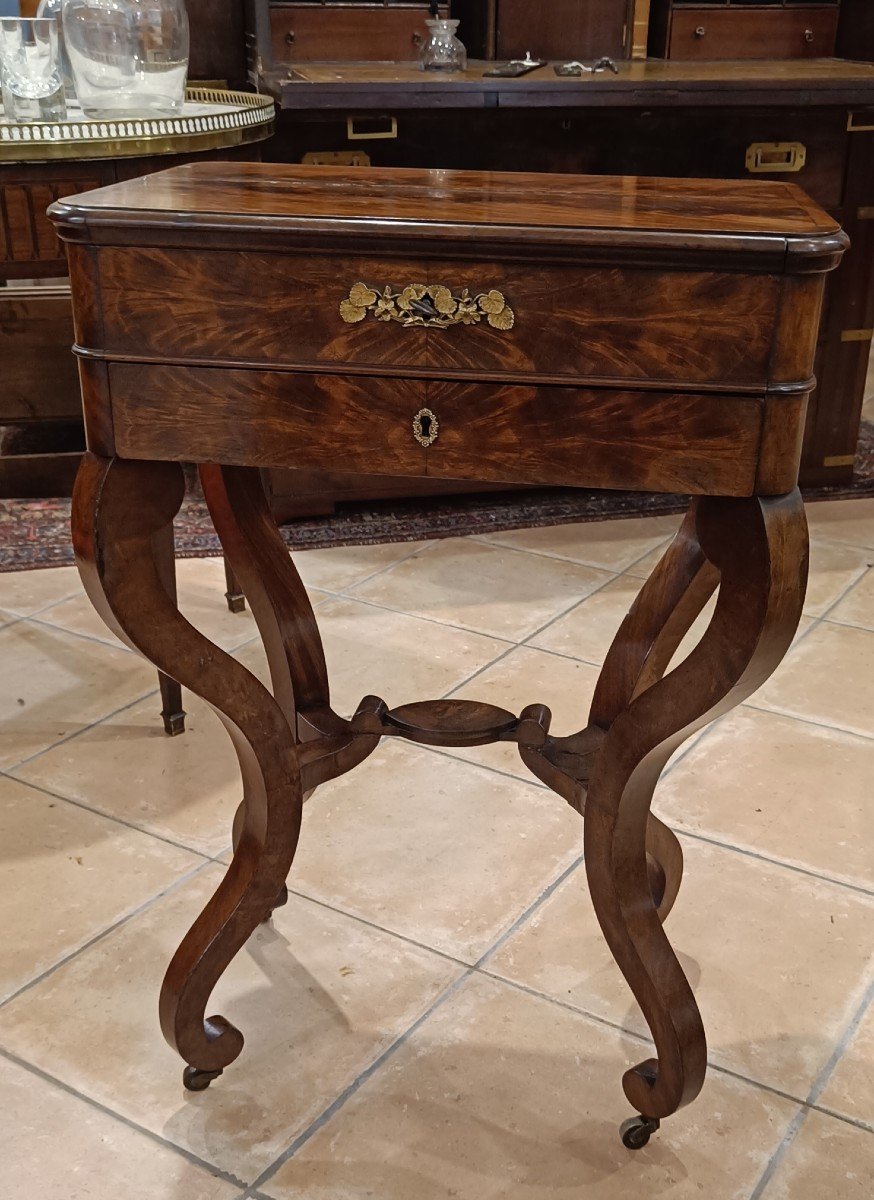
[73,453,304,1087]
[586,491,808,1133]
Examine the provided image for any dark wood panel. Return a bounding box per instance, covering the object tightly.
[0,290,81,423]
[494,0,630,62]
[93,245,784,389]
[109,364,428,474]
[185,0,248,85]
[425,380,764,496]
[666,9,839,62]
[269,4,449,63]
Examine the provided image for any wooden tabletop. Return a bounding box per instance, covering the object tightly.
[265,57,874,111]
[54,161,838,238]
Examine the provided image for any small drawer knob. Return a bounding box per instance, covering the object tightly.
[285,31,295,45]
[803,29,815,44]
[694,26,706,38]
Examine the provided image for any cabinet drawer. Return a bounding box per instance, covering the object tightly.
[669,9,839,61]
[270,4,448,63]
[95,247,784,391]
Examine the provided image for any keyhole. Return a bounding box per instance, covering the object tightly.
[419,413,432,440]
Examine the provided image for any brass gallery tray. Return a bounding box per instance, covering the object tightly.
[0,87,274,162]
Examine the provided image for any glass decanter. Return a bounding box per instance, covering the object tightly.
[36,0,76,98]
[62,0,189,119]
[419,17,466,72]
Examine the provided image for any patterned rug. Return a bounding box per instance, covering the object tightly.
[2,421,873,573]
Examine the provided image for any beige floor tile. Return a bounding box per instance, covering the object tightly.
[349,538,614,641]
[265,972,797,1200]
[803,540,872,618]
[828,567,874,631]
[0,565,82,620]
[805,499,874,551]
[531,575,644,665]
[656,707,874,890]
[752,621,874,738]
[0,870,461,1181]
[0,774,201,1002]
[235,596,509,721]
[36,557,267,653]
[0,621,159,769]
[477,514,682,572]
[15,690,241,858]
[818,999,874,1128]
[759,1111,874,1200]
[291,740,581,962]
[487,838,874,1098]
[447,644,601,779]
[624,539,674,580]
[0,1056,239,1200]
[290,540,434,594]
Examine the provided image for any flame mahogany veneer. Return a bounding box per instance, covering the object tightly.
[51,162,844,1147]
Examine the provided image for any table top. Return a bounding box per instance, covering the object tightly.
[0,87,274,163]
[50,161,842,268]
[265,57,874,111]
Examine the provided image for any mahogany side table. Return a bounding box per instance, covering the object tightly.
[49,163,846,1149]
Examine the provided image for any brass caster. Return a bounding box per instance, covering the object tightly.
[183,1065,223,1092]
[620,1115,660,1150]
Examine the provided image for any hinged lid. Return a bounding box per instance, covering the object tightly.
[49,162,846,273]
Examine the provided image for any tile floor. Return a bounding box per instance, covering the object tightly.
[0,501,872,1199]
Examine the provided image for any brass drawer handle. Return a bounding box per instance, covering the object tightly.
[340,283,515,330]
[745,142,807,174]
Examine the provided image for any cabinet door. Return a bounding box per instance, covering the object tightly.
[496,0,630,62]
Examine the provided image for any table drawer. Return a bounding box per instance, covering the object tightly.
[104,363,771,497]
[269,4,449,63]
[94,247,783,390]
[668,9,839,62]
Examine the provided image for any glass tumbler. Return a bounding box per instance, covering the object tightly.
[62,0,189,119]
[0,18,67,122]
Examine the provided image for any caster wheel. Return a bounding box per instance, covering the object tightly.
[183,1065,223,1092]
[265,883,289,922]
[620,1115,660,1150]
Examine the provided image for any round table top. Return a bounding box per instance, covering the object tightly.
[0,87,275,163]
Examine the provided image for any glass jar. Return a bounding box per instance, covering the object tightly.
[62,0,189,119]
[36,0,75,98]
[419,17,466,73]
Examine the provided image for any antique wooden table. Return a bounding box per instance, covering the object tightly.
[50,163,845,1149]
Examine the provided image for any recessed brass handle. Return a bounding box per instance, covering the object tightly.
[745,142,807,174]
[340,283,515,330]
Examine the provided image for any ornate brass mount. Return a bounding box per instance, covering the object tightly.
[339,282,515,330]
[413,408,439,447]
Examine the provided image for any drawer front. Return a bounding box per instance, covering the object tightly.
[106,362,765,497]
[95,247,782,390]
[423,381,764,496]
[669,10,839,62]
[270,5,449,63]
[109,364,428,474]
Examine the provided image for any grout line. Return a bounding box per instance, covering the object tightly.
[241,851,588,1197]
[329,538,443,595]
[0,860,215,1012]
[1,772,222,865]
[0,1046,249,1191]
[477,964,874,1135]
[285,887,473,972]
[25,613,138,656]
[470,533,676,576]
[742,698,874,743]
[322,587,522,646]
[240,969,476,1198]
[748,976,874,1200]
[3,685,163,774]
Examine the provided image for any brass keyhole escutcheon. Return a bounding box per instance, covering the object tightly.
[413,408,439,448]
